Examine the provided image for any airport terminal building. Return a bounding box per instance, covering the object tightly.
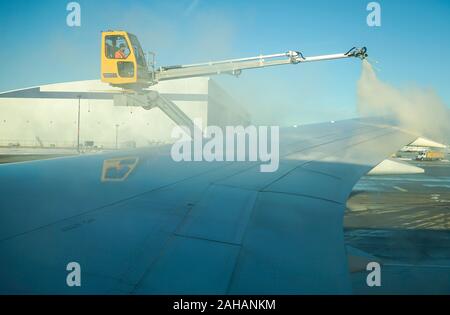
[0,78,249,150]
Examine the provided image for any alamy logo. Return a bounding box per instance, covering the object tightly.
[66,262,81,287]
[366,262,381,287]
[66,2,81,27]
[367,2,381,27]
[170,119,280,173]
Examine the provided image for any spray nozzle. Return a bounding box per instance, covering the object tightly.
[345,47,368,60]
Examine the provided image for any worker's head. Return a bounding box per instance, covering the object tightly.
[119,43,126,52]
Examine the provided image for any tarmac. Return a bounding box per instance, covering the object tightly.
[345,158,450,294]
[0,147,78,164]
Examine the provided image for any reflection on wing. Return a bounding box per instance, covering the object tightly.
[101,157,139,182]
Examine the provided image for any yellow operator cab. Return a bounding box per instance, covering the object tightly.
[101,31,151,90]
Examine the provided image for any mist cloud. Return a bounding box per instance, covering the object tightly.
[357,60,450,143]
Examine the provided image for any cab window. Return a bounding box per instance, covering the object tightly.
[105,35,131,59]
[129,34,146,67]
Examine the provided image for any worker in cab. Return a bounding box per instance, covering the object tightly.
[115,43,128,59]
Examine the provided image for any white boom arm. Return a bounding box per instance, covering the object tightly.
[115,47,367,136]
[154,47,367,82]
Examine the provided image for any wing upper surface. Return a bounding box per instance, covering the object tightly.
[0,118,416,294]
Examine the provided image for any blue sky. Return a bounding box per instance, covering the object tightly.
[0,0,449,124]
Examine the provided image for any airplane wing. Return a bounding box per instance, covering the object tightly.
[0,117,417,294]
